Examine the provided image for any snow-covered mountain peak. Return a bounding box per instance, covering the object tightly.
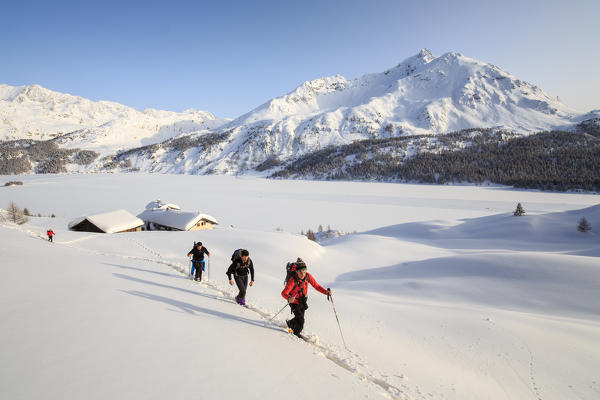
[417,48,435,61]
[383,48,436,78]
[1,84,58,103]
[0,83,227,151]
[191,49,593,175]
[297,75,348,99]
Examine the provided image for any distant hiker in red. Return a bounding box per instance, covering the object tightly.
[281,258,331,337]
[46,229,55,242]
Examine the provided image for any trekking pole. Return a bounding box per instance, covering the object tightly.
[328,293,348,350]
[268,303,289,323]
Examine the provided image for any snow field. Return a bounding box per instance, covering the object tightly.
[1,174,599,399]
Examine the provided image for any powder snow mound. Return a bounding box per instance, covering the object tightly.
[364,204,600,252]
[333,204,600,318]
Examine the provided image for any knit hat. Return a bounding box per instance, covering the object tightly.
[295,258,307,270]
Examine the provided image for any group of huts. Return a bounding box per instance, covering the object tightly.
[68,200,218,233]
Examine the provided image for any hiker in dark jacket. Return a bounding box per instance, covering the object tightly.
[281,260,331,337]
[226,249,255,305]
[187,242,210,281]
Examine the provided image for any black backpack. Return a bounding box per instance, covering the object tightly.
[284,258,306,285]
[231,248,244,262]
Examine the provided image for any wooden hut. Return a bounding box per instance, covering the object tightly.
[137,209,218,231]
[68,210,144,233]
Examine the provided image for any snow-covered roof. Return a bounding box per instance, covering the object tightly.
[137,209,218,231]
[144,199,181,211]
[68,209,144,233]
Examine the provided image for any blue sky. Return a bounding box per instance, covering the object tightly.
[2,0,599,118]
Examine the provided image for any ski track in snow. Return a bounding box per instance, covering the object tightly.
[6,224,421,400]
[125,237,421,400]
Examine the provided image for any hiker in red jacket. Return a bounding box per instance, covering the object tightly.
[281,260,331,337]
[46,229,55,242]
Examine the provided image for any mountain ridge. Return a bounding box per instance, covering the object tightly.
[1,49,598,181]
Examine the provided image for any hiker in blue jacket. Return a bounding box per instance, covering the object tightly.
[187,242,210,281]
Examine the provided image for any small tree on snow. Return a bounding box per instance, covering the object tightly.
[578,217,592,233]
[514,202,525,216]
[7,201,28,224]
[306,229,316,241]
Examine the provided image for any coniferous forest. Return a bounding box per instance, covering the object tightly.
[272,130,600,191]
[2,128,599,192]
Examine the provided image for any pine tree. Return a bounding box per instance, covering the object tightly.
[513,202,525,216]
[318,224,323,232]
[306,229,316,241]
[578,217,592,233]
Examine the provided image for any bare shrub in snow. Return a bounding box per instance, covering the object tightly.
[7,201,28,224]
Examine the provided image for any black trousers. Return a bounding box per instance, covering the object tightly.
[288,299,308,336]
[234,275,248,300]
[193,260,203,281]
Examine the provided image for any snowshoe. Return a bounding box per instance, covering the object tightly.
[285,320,296,335]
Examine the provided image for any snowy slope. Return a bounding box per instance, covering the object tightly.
[0,84,228,153]
[1,174,599,400]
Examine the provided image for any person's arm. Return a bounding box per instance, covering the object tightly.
[308,273,328,295]
[226,263,235,284]
[281,277,295,302]
[249,260,255,282]
[187,248,193,257]
[203,247,210,257]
